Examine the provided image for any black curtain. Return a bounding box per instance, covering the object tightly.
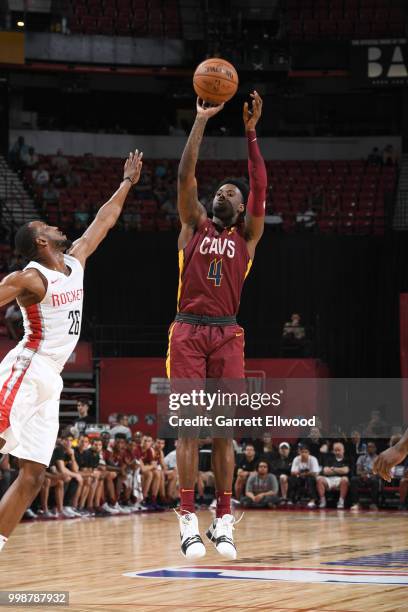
[84,228,408,377]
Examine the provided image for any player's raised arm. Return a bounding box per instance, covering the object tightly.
[243,91,267,257]
[69,150,143,266]
[177,98,224,247]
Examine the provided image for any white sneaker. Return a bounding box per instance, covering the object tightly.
[307,500,316,509]
[209,499,217,509]
[112,502,131,514]
[62,507,76,518]
[178,512,206,560]
[102,502,120,515]
[337,498,345,510]
[206,514,240,560]
[63,506,81,518]
[318,498,327,509]
[350,504,360,511]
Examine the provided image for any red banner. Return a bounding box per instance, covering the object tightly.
[99,357,329,437]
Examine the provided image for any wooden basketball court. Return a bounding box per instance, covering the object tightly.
[3,509,408,611]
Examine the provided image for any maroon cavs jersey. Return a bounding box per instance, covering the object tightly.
[177,218,252,317]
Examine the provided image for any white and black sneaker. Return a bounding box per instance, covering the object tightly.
[177,511,206,560]
[206,514,241,560]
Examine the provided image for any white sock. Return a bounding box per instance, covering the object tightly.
[0,535,8,552]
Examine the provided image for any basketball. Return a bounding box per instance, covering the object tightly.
[193,58,239,105]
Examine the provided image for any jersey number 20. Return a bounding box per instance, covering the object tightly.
[68,310,81,335]
[207,258,223,287]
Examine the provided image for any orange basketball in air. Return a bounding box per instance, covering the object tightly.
[193,58,239,105]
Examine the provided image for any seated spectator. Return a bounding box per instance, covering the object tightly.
[382,144,397,166]
[345,430,367,467]
[42,182,60,206]
[80,152,99,172]
[161,198,178,220]
[106,436,136,511]
[132,435,162,508]
[50,434,84,517]
[259,432,276,465]
[241,460,279,508]
[367,147,382,166]
[154,438,177,503]
[271,442,293,504]
[51,149,70,173]
[290,444,319,507]
[234,443,258,500]
[164,440,179,502]
[9,136,28,170]
[350,441,379,510]
[364,408,388,437]
[21,146,39,169]
[301,426,329,464]
[74,201,90,228]
[316,441,350,509]
[32,164,50,186]
[282,313,305,342]
[110,414,132,440]
[4,302,23,340]
[73,399,93,436]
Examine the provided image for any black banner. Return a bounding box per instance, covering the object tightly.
[351,39,408,87]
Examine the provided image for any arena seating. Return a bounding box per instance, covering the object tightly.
[24,154,396,235]
[287,0,406,41]
[67,0,181,38]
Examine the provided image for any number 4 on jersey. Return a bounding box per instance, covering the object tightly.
[207,258,223,287]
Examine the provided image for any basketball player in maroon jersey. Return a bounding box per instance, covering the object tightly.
[167,92,267,559]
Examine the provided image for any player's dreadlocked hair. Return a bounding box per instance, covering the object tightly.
[15,222,38,260]
[216,177,249,205]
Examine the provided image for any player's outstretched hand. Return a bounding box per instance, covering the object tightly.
[243,90,263,131]
[196,97,224,119]
[123,149,143,185]
[373,445,407,482]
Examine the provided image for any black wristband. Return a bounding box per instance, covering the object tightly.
[123,176,133,185]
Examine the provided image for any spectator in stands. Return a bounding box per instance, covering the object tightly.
[301,427,329,464]
[74,201,90,228]
[271,442,293,505]
[398,464,408,510]
[282,313,305,341]
[155,161,168,179]
[241,460,279,508]
[110,414,132,440]
[382,144,397,166]
[133,435,162,508]
[349,441,379,510]
[367,147,382,166]
[164,440,179,502]
[290,444,319,508]
[51,149,70,173]
[73,399,92,436]
[4,302,22,340]
[51,434,84,517]
[154,438,177,504]
[65,168,81,188]
[32,164,50,186]
[316,441,350,509]
[364,407,388,437]
[91,438,121,514]
[345,430,367,466]
[0,454,16,502]
[260,432,276,465]
[234,443,258,500]
[9,136,28,170]
[42,182,60,206]
[41,460,66,519]
[80,152,99,173]
[161,198,178,221]
[310,185,325,213]
[21,146,39,169]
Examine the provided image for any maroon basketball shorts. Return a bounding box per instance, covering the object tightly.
[166,321,245,380]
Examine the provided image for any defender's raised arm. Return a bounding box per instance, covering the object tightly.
[69,150,143,266]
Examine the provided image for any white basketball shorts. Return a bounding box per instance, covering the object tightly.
[0,347,63,466]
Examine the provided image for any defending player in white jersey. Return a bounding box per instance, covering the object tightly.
[0,149,143,552]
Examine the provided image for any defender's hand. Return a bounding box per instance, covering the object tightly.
[243,90,263,131]
[123,149,143,185]
[196,97,224,119]
[373,445,407,482]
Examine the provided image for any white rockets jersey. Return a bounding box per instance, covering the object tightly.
[16,254,84,372]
